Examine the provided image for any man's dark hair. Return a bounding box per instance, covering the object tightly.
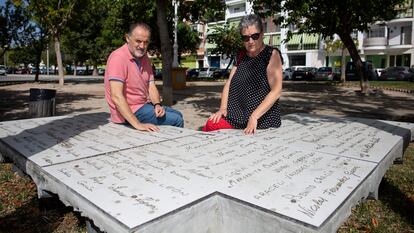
[128,22,152,36]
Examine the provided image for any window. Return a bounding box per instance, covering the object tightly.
[367,28,385,38]
[401,26,412,45]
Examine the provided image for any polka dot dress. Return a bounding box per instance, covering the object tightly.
[226,45,281,129]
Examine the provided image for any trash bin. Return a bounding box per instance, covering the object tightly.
[29,88,56,118]
[172,67,187,90]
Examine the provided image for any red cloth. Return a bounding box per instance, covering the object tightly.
[202,118,234,132]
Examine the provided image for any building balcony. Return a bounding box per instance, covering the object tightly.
[363,37,388,47]
[226,11,247,19]
[225,0,245,6]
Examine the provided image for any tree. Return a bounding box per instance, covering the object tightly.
[207,24,242,71]
[325,38,358,83]
[9,46,36,68]
[62,0,109,76]
[252,0,405,94]
[28,0,79,85]
[177,21,201,64]
[0,0,29,57]
[99,0,224,105]
[156,0,174,106]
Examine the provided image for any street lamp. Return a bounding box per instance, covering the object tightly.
[3,45,8,66]
[172,0,194,68]
[172,0,179,68]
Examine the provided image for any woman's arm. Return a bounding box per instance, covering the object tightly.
[209,66,237,123]
[244,49,283,134]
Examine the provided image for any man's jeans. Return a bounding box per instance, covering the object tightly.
[134,103,184,127]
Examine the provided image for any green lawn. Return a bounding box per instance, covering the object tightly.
[345,80,414,91]
[338,143,414,232]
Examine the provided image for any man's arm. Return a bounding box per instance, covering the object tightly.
[110,80,159,131]
[148,81,165,117]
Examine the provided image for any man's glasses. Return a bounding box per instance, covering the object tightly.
[241,33,261,42]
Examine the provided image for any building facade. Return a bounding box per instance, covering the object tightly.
[199,0,414,70]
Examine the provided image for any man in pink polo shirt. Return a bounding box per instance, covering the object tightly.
[104,22,184,131]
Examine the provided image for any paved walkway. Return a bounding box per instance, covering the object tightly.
[0,80,413,130]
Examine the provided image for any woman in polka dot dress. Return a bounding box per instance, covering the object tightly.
[202,14,283,134]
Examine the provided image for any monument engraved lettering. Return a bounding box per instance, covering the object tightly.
[0,113,412,233]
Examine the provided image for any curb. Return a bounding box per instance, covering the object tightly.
[335,82,413,94]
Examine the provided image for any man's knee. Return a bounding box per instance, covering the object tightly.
[163,107,184,127]
[171,113,184,127]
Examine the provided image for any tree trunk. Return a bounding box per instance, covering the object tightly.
[156,0,173,106]
[92,62,98,76]
[54,35,64,86]
[339,33,369,94]
[34,49,42,82]
[73,61,77,76]
[340,46,346,83]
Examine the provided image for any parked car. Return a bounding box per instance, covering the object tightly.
[198,67,217,79]
[0,65,6,75]
[315,67,334,81]
[186,68,199,79]
[98,68,105,76]
[345,61,377,81]
[15,67,29,74]
[379,66,414,81]
[283,66,306,80]
[333,67,342,81]
[212,68,230,79]
[291,67,317,80]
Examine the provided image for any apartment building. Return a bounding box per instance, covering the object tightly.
[200,0,414,70]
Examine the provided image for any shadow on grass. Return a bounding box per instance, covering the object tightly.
[0,183,85,233]
[379,178,414,226]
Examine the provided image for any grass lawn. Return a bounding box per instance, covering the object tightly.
[345,80,414,91]
[0,143,413,232]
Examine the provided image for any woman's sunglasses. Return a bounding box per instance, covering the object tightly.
[241,33,261,42]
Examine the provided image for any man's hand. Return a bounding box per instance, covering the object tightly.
[136,123,160,132]
[209,109,227,123]
[154,104,165,118]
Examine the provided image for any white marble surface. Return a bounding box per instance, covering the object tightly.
[0,113,197,166]
[1,113,413,233]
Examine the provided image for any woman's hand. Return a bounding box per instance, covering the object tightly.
[244,116,258,134]
[209,109,227,123]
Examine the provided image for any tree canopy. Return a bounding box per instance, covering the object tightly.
[207,24,242,69]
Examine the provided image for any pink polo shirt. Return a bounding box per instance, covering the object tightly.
[104,44,154,123]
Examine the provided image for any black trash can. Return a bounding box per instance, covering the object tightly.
[29,88,56,118]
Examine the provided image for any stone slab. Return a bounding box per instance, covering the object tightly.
[217,113,410,163]
[1,113,413,233]
[0,112,197,166]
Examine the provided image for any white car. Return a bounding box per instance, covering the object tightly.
[283,66,306,80]
[0,65,6,75]
[198,67,218,79]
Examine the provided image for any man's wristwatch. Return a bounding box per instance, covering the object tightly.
[153,103,162,108]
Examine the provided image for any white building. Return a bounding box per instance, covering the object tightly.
[200,0,414,70]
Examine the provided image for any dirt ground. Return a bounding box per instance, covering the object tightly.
[1,80,413,128]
